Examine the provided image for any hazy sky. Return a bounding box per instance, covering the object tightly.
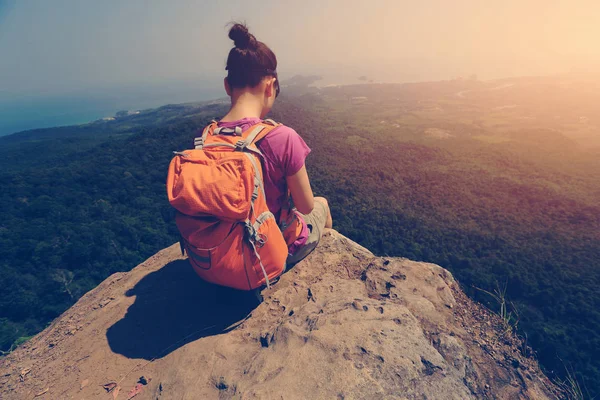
[1,0,600,99]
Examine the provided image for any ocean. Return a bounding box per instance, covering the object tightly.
[0,82,223,137]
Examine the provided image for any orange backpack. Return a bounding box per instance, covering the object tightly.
[166,119,300,290]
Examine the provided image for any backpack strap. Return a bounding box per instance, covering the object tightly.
[193,120,218,149]
[196,120,281,153]
[236,124,267,151]
[251,121,281,144]
[235,121,282,153]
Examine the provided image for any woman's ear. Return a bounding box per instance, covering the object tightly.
[224,77,232,96]
[264,77,275,99]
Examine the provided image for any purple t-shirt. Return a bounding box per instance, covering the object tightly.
[214,117,311,255]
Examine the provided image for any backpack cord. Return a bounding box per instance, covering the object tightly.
[244,220,271,289]
[250,239,270,289]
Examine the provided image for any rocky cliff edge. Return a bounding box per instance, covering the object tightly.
[0,230,562,399]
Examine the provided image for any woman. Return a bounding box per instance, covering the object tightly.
[218,22,332,266]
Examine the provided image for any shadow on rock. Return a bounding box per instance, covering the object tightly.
[106,259,260,360]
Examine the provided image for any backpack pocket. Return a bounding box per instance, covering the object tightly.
[167,151,254,221]
[186,247,211,270]
[188,224,253,290]
[279,208,304,247]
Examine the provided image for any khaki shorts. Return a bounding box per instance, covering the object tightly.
[286,200,328,266]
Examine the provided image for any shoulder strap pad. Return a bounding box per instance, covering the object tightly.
[250,122,281,144]
[240,122,281,146]
[235,122,281,156]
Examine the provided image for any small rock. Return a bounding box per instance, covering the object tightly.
[19,368,31,382]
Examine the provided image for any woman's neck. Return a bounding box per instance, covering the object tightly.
[220,92,263,122]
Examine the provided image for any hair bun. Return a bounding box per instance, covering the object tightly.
[229,23,257,50]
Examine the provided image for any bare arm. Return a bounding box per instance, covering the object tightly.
[286,164,314,215]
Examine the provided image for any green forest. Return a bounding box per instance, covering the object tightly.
[1,79,599,396]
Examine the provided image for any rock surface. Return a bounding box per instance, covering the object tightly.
[0,230,562,399]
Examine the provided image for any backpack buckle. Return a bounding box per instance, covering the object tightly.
[214,126,242,136]
[235,140,248,151]
[193,137,204,149]
[244,221,256,238]
[256,233,267,248]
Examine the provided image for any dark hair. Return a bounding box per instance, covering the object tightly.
[226,22,277,89]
